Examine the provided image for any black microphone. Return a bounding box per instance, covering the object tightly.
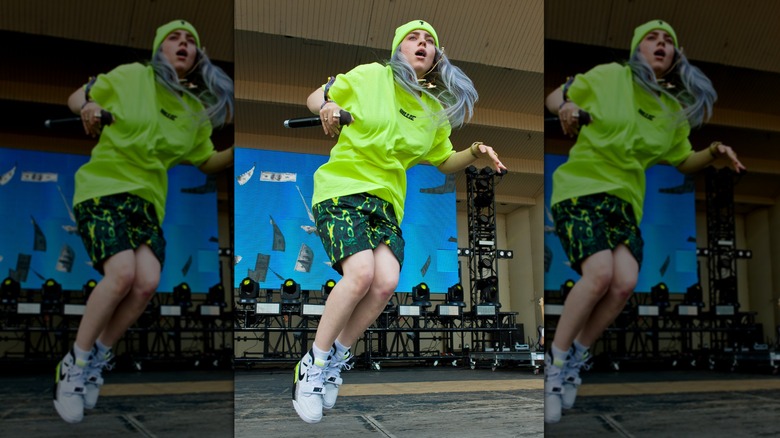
[45,110,114,129]
[544,110,592,126]
[284,110,353,128]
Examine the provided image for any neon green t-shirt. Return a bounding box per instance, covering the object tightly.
[73,63,216,223]
[311,63,455,224]
[551,63,694,223]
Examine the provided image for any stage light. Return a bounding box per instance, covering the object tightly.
[480,167,494,177]
[411,282,431,308]
[198,282,226,316]
[560,279,575,300]
[497,250,514,259]
[238,277,259,304]
[321,279,336,299]
[446,283,465,306]
[465,165,478,176]
[40,278,62,314]
[1,277,20,306]
[207,283,227,307]
[677,283,704,316]
[457,248,471,256]
[281,278,301,303]
[438,283,465,317]
[684,283,703,306]
[82,279,97,301]
[477,276,499,305]
[255,301,282,315]
[173,282,192,308]
[474,192,493,209]
[650,282,669,308]
[479,257,493,270]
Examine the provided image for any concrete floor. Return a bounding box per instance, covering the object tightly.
[1,369,233,437]
[545,370,780,437]
[5,362,778,437]
[234,365,544,438]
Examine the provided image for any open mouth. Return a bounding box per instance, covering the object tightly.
[415,49,427,58]
[654,49,666,59]
[176,49,188,58]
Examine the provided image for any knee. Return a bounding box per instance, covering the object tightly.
[342,268,374,299]
[583,266,613,298]
[369,276,398,303]
[104,267,135,298]
[132,276,160,302]
[610,276,637,303]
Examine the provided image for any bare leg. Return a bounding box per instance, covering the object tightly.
[550,249,613,353]
[576,244,638,346]
[312,249,375,351]
[97,245,161,346]
[74,250,136,351]
[336,244,399,347]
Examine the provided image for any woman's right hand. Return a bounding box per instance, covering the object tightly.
[80,101,106,138]
[319,101,343,138]
[558,101,585,137]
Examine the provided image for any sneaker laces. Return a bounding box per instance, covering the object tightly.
[86,352,114,383]
[306,363,326,385]
[563,352,591,382]
[327,353,354,377]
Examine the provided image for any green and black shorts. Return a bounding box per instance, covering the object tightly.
[313,193,404,275]
[551,193,643,275]
[73,193,166,275]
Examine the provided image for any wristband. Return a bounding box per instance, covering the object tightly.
[84,76,97,102]
[81,100,92,109]
[470,141,483,158]
[320,100,332,110]
[709,141,722,159]
[323,76,336,103]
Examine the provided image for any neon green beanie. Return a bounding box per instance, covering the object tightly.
[152,19,201,55]
[391,20,439,54]
[630,19,678,54]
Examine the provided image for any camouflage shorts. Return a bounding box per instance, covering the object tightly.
[313,193,404,275]
[73,193,166,275]
[551,193,643,275]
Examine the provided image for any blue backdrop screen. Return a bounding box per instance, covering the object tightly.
[233,148,459,293]
[0,147,219,292]
[544,154,698,293]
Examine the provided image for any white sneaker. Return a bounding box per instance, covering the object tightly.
[292,350,327,423]
[84,349,114,409]
[544,354,564,424]
[562,349,591,409]
[53,351,86,423]
[323,349,353,410]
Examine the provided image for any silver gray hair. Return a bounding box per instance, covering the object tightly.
[150,48,234,128]
[387,47,478,129]
[628,47,716,128]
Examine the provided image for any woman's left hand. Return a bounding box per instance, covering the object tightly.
[714,143,747,173]
[476,143,508,174]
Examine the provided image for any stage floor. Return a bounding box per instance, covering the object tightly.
[545,369,780,437]
[5,364,778,437]
[234,365,544,438]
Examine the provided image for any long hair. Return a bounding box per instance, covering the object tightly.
[628,48,716,128]
[150,48,234,128]
[387,47,478,129]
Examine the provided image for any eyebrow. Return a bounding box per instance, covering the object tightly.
[409,30,434,40]
[169,30,195,39]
